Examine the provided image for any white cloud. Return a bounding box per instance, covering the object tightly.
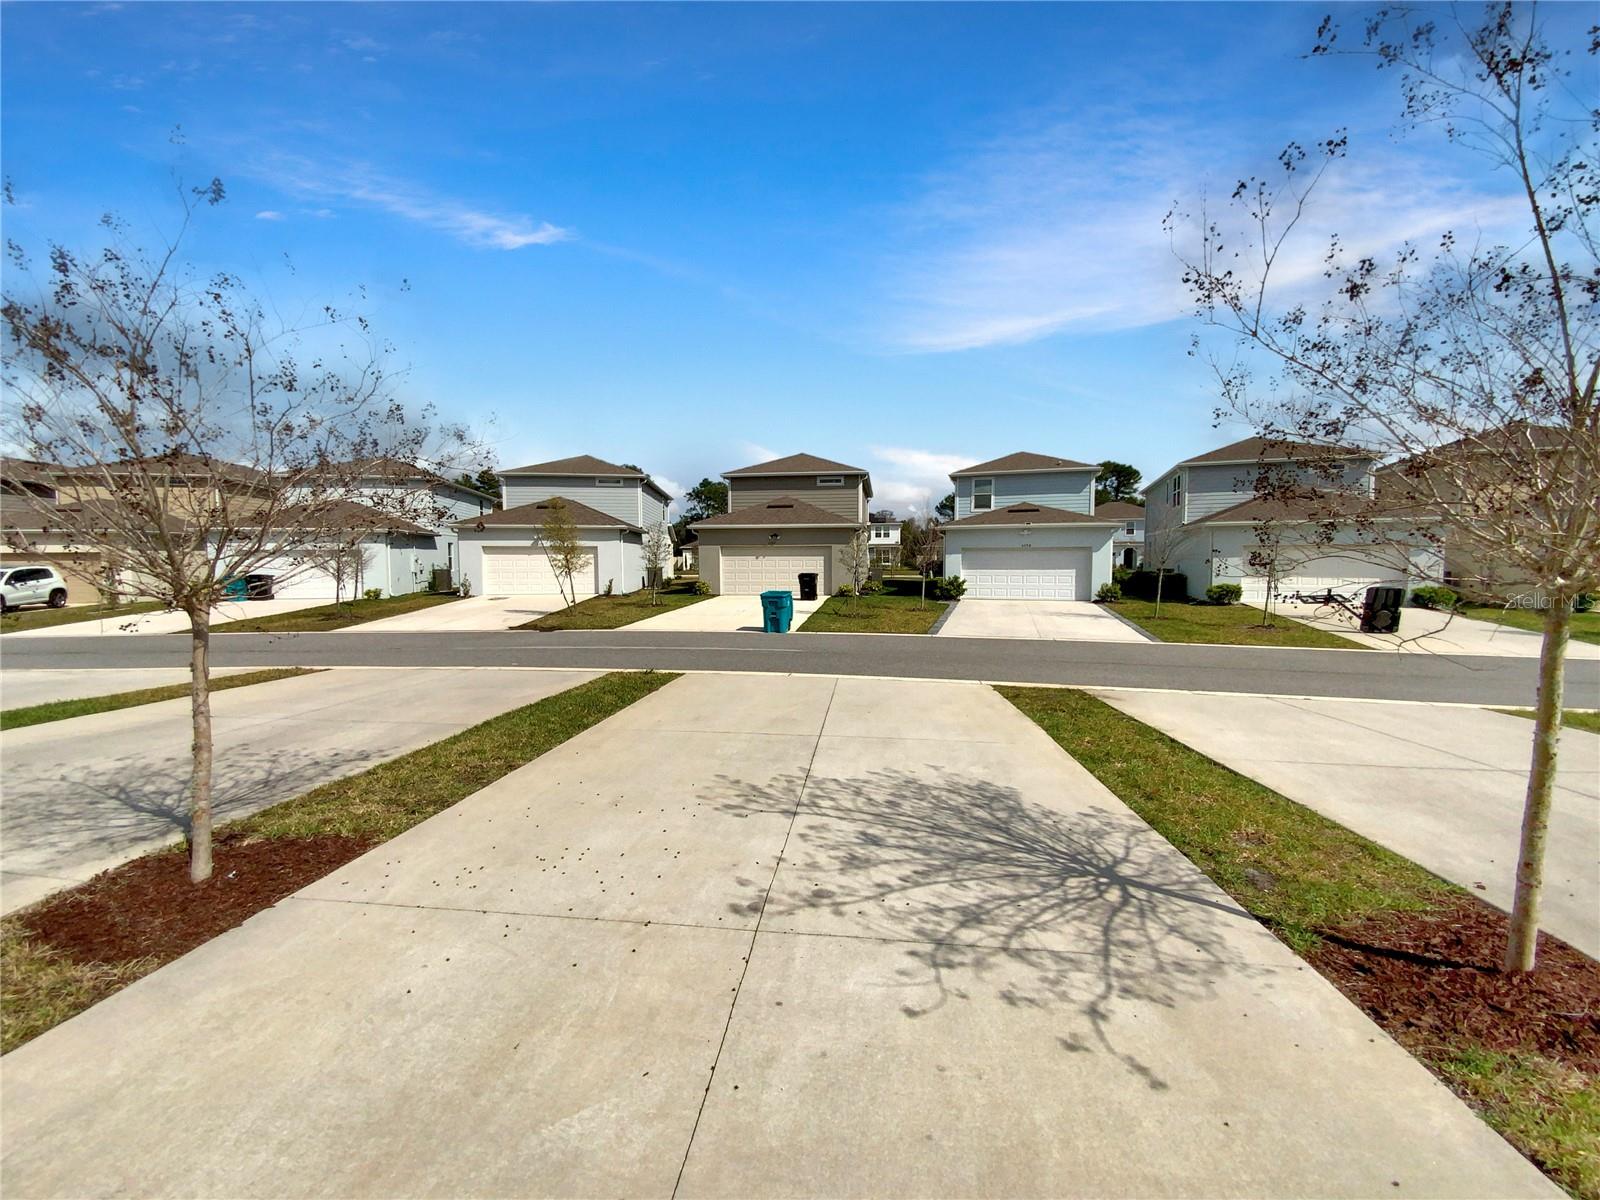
[254,210,285,221]
[738,441,778,464]
[866,446,968,515]
[652,474,684,505]
[257,155,570,251]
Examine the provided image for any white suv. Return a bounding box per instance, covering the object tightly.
[0,565,70,612]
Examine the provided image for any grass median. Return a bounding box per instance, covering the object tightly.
[1458,602,1600,646]
[1108,597,1364,648]
[1494,707,1600,736]
[0,668,317,731]
[799,578,949,634]
[522,579,708,630]
[211,592,458,633]
[0,600,166,635]
[1002,685,1599,1200]
[1,670,678,1054]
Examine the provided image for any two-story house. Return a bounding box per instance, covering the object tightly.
[868,510,901,568]
[691,453,871,597]
[1097,502,1146,569]
[1142,436,1440,602]
[453,454,673,597]
[939,452,1119,600]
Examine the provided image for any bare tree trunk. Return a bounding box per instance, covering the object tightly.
[1504,598,1571,971]
[187,606,216,883]
[1154,570,1165,617]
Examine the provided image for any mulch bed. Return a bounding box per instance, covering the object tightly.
[1308,894,1600,1070]
[15,832,376,967]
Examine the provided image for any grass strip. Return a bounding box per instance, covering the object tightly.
[1458,603,1600,646]
[0,668,317,731]
[211,592,458,633]
[1,670,678,1053]
[1494,708,1600,736]
[523,580,708,630]
[799,591,947,634]
[0,600,166,635]
[1109,597,1364,648]
[1001,685,1597,1200]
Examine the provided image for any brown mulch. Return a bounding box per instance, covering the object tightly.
[1307,894,1600,1069]
[15,832,377,967]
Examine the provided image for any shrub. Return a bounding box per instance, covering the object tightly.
[1410,584,1459,610]
[859,579,885,596]
[458,577,473,599]
[603,579,614,597]
[931,575,966,600]
[362,588,383,601]
[1112,564,1133,586]
[1205,583,1243,606]
[692,580,711,596]
[1123,569,1188,602]
[1095,582,1122,603]
[834,583,855,597]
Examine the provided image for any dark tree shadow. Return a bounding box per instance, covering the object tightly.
[708,767,1267,1089]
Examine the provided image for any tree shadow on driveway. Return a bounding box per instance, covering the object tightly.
[710,766,1267,1089]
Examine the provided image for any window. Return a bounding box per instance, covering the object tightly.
[595,478,624,487]
[816,475,844,487]
[1167,474,1182,507]
[1125,523,1137,536]
[973,478,994,511]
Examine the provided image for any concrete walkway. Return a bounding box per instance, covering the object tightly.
[1,674,1550,1198]
[0,667,253,709]
[628,593,825,632]
[1275,601,1600,659]
[0,667,600,915]
[2,597,329,638]
[937,598,1153,641]
[347,593,567,631]
[1093,690,1600,958]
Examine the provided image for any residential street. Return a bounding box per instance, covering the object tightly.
[5,628,1597,706]
[1092,690,1600,959]
[0,674,1552,1199]
[0,667,601,915]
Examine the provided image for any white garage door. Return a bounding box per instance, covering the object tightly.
[964,548,1091,600]
[482,546,595,595]
[1238,550,1406,602]
[720,548,828,596]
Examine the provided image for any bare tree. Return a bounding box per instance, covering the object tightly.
[293,533,370,610]
[1167,5,1597,969]
[641,520,672,605]
[1140,522,1196,617]
[906,516,944,609]
[1,183,474,883]
[537,498,586,608]
[840,529,872,604]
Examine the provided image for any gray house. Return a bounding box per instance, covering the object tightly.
[454,455,673,596]
[1098,501,1146,569]
[692,453,871,596]
[940,452,1118,600]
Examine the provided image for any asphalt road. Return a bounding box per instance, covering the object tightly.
[4,630,1597,705]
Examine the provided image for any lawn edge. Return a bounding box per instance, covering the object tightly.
[0,668,320,731]
[210,593,460,634]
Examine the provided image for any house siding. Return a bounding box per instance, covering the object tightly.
[728,476,865,521]
[953,470,1096,520]
[1186,459,1377,520]
[502,475,645,524]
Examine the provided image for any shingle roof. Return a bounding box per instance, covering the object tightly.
[453,496,640,532]
[499,454,645,478]
[723,453,868,476]
[692,497,861,529]
[951,452,1098,476]
[269,499,435,536]
[944,503,1118,528]
[1181,436,1368,466]
[1095,501,1146,519]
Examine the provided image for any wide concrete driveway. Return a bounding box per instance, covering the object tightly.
[628,593,825,632]
[1094,689,1600,958]
[937,597,1152,641]
[0,666,600,915]
[1,673,1549,1197]
[2,597,329,638]
[350,593,566,632]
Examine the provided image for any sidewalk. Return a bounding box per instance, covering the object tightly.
[1,674,1553,1198]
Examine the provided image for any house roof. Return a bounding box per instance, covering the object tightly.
[268,499,435,536]
[452,495,640,532]
[950,452,1098,477]
[723,452,868,477]
[1184,490,1395,527]
[56,452,270,488]
[1095,501,1146,520]
[495,454,671,501]
[1379,422,1570,471]
[943,502,1118,528]
[692,497,862,529]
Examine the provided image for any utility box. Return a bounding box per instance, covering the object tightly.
[430,566,453,593]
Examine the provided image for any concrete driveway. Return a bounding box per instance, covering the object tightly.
[2,597,329,638]
[0,667,253,709]
[628,593,825,632]
[0,674,1549,1198]
[350,593,567,632]
[1093,689,1600,958]
[0,666,600,915]
[937,598,1152,642]
[1275,601,1600,659]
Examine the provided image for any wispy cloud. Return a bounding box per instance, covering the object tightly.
[739,441,778,464]
[254,210,286,221]
[868,446,968,514]
[258,155,571,251]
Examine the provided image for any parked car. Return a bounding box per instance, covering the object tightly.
[0,565,70,612]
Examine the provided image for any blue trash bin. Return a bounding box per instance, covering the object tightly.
[759,589,793,634]
[221,576,248,600]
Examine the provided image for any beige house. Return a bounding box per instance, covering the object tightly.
[692,453,872,597]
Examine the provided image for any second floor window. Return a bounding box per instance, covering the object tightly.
[1167,474,1182,508]
[816,475,844,487]
[1125,523,1136,535]
[596,478,624,487]
[973,478,994,510]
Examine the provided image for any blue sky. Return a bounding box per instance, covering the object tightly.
[0,2,1564,512]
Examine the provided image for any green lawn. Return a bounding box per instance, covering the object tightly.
[1001,686,1597,1200]
[0,668,317,731]
[521,580,709,630]
[211,592,458,633]
[1110,597,1364,649]
[799,590,948,634]
[1458,602,1600,646]
[0,600,166,635]
[2,670,677,1052]
[1493,707,1600,736]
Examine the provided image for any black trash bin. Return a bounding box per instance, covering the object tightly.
[244,573,276,600]
[1360,585,1403,633]
[797,572,819,601]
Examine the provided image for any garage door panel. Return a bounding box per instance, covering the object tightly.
[719,548,827,596]
[482,546,595,595]
[1235,549,1406,602]
[963,548,1090,601]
